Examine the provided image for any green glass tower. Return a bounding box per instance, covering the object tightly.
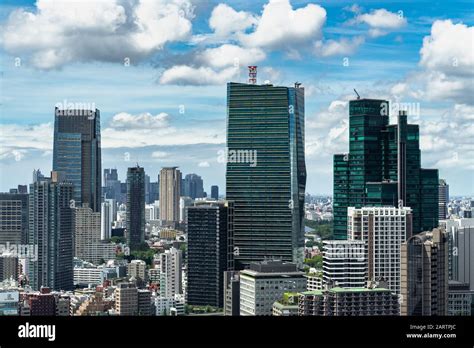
[226,82,306,269]
[333,99,438,240]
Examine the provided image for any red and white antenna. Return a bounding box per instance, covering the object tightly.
[248,66,257,84]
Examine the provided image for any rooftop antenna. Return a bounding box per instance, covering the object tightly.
[295,82,301,88]
[248,66,257,84]
[354,88,360,100]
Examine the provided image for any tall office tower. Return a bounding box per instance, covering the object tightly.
[100,198,116,240]
[104,168,118,186]
[115,283,138,315]
[159,167,182,224]
[443,218,474,289]
[144,174,151,204]
[73,204,101,262]
[401,227,448,316]
[53,107,101,212]
[348,206,412,294]
[333,101,439,239]
[210,185,219,200]
[322,240,366,288]
[226,82,306,268]
[183,174,204,199]
[28,172,74,291]
[239,260,306,316]
[0,192,29,245]
[149,180,159,204]
[159,247,183,298]
[186,201,234,307]
[126,165,145,248]
[438,179,449,220]
[103,168,121,201]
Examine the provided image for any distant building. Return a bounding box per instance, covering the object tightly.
[159,167,182,225]
[126,165,145,248]
[115,283,138,316]
[210,185,219,200]
[401,228,448,316]
[127,260,147,282]
[272,292,299,316]
[439,179,449,220]
[239,260,306,316]
[137,289,152,316]
[101,199,116,240]
[183,174,204,199]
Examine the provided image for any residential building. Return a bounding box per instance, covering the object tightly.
[126,165,145,248]
[115,283,138,315]
[159,167,182,225]
[159,247,182,298]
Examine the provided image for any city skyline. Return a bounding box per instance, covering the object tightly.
[0,0,472,196]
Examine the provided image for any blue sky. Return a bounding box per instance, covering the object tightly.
[0,0,473,195]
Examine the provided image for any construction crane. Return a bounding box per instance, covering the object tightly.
[353,88,360,99]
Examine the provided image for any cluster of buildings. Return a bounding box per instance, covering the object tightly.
[0,79,472,317]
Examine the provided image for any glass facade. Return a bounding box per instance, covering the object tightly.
[333,99,438,239]
[126,166,145,248]
[226,82,306,269]
[53,108,101,212]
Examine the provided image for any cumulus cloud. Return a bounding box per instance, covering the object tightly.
[109,112,170,129]
[239,0,326,49]
[197,44,266,69]
[0,0,194,69]
[198,161,211,167]
[314,36,365,57]
[159,65,239,85]
[209,3,258,37]
[350,8,407,37]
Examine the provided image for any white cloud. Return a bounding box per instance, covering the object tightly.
[197,44,266,69]
[420,20,474,76]
[356,9,406,29]
[314,36,365,57]
[0,0,194,69]
[239,0,326,49]
[151,151,168,158]
[198,161,210,167]
[159,65,239,85]
[209,4,258,37]
[109,112,170,129]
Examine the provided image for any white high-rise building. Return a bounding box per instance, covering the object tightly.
[322,240,366,288]
[348,206,412,294]
[101,199,116,240]
[159,247,183,298]
[159,167,182,224]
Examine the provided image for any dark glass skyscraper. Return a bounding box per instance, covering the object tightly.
[333,100,439,239]
[28,172,74,291]
[226,82,306,269]
[126,165,145,248]
[53,108,101,212]
[186,201,233,307]
[183,173,204,199]
[211,185,219,200]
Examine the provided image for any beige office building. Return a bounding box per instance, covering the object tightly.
[159,167,182,224]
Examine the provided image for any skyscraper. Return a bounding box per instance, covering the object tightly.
[186,201,234,307]
[226,82,306,268]
[53,107,101,212]
[333,101,439,239]
[159,167,182,225]
[210,185,219,200]
[183,173,204,199]
[126,165,145,248]
[73,204,101,262]
[28,172,74,291]
[100,199,116,240]
[439,179,449,220]
[401,227,448,316]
